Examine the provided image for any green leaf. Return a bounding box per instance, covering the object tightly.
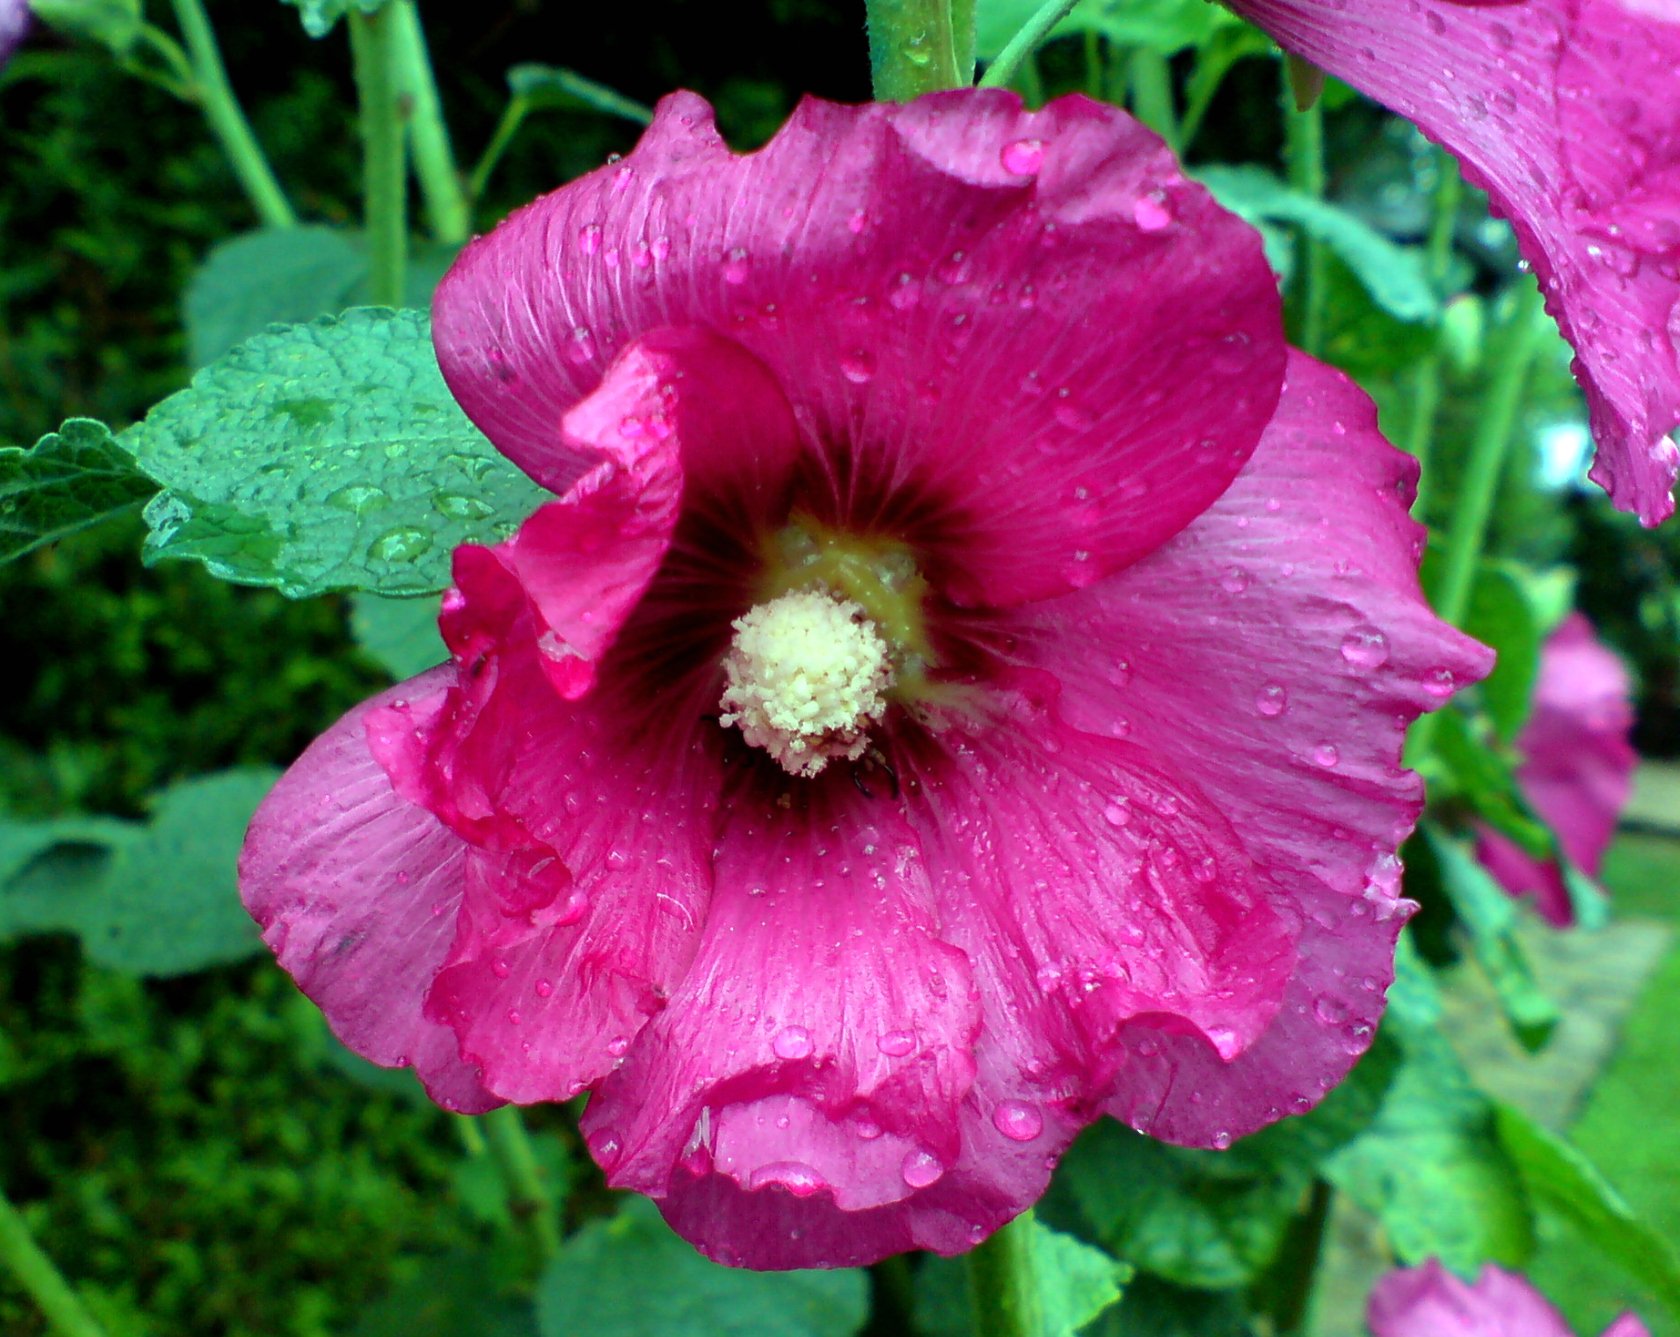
[28,0,142,53]
[352,1250,537,1337]
[1462,563,1543,746]
[976,0,1237,60]
[914,1218,1128,1337]
[0,772,275,976]
[1495,1103,1680,1324]
[0,816,134,940]
[1428,706,1551,857]
[350,593,447,680]
[1195,165,1438,323]
[0,418,157,564]
[184,228,460,367]
[86,769,277,975]
[1052,1035,1394,1288]
[505,65,653,124]
[1527,870,1680,1337]
[279,0,386,39]
[126,308,545,598]
[1324,949,1535,1273]
[1420,827,1560,1051]
[537,1197,867,1337]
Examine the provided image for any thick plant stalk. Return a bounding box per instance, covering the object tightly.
[965,1210,1042,1337]
[168,0,297,228]
[391,0,470,245]
[866,0,966,99]
[480,1106,563,1262]
[1281,62,1328,356]
[350,6,409,308]
[0,1190,108,1337]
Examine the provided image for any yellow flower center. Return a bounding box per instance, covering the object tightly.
[716,517,936,777]
[718,587,893,777]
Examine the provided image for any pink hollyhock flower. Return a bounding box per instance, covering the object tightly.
[241,90,1488,1268]
[1478,612,1636,924]
[1367,1259,1649,1337]
[1220,0,1680,525]
[0,0,28,68]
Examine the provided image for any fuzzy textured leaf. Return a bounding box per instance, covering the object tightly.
[0,418,157,564]
[349,593,447,680]
[0,771,274,976]
[1324,949,1535,1273]
[1197,165,1438,322]
[536,1197,868,1337]
[184,228,459,367]
[1496,1103,1680,1324]
[126,308,544,598]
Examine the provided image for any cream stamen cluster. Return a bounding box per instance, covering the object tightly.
[718,586,894,777]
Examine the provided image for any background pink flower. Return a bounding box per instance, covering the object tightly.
[241,90,1488,1267]
[1220,0,1680,526]
[0,0,29,68]
[1478,612,1636,924]
[1368,1259,1650,1337]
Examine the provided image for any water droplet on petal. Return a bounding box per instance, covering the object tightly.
[992,1100,1044,1142]
[1312,742,1340,768]
[722,247,752,284]
[1001,137,1045,175]
[1133,193,1173,231]
[840,349,876,384]
[490,958,511,979]
[1340,625,1390,669]
[1254,683,1289,717]
[901,1148,945,1188]
[877,1030,916,1057]
[772,1025,814,1060]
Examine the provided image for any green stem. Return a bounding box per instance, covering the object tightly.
[0,1189,108,1337]
[1257,1178,1333,1335]
[480,1106,562,1262]
[168,0,296,228]
[1127,45,1180,152]
[1432,290,1549,629]
[1405,153,1464,522]
[467,97,528,204]
[350,7,409,309]
[978,0,1082,90]
[390,0,469,244]
[1408,287,1549,760]
[1280,61,1327,356]
[865,0,965,100]
[965,1210,1040,1337]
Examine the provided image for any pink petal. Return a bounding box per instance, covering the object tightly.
[1223,0,1680,523]
[1005,352,1491,1144]
[902,706,1299,1111]
[1477,612,1636,924]
[579,772,1073,1268]
[1601,1315,1654,1337]
[239,670,499,1113]
[365,641,722,1105]
[440,327,797,702]
[1368,1260,1576,1337]
[434,89,1286,604]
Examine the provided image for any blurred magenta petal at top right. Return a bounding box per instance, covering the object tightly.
[1222,0,1680,525]
[0,0,30,68]
[1477,612,1635,925]
[1368,1259,1650,1337]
